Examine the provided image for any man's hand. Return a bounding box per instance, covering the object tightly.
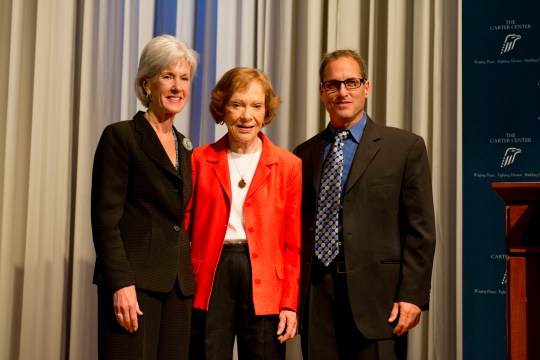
[276,309,297,343]
[388,301,421,336]
[113,285,143,333]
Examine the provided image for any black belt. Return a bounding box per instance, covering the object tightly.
[222,243,248,252]
[311,259,347,284]
[316,259,346,274]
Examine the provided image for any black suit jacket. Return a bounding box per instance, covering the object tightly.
[91,111,194,296]
[294,117,436,339]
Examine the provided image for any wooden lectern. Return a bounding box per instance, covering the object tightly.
[492,182,540,360]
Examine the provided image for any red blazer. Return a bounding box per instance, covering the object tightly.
[185,132,302,315]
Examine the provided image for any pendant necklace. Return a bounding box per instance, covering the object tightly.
[230,149,258,189]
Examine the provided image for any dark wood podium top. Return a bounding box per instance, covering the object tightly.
[492,182,540,204]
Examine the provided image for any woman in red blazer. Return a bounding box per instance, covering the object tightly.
[185,67,302,359]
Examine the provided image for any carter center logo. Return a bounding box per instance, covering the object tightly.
[500,147,522,167]
[500,34,521,54]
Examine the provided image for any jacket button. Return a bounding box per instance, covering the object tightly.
[254,279,261,285]
[252,253,258,259]
[248,227,254,232]
[173,225,181,231]
[245,201,252,207]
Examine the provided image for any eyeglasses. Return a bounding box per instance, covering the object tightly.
[321,78,366,92]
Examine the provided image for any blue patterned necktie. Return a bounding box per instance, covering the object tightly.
[315,130,348,266]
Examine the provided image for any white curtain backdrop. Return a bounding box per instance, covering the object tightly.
[0,0,459,359]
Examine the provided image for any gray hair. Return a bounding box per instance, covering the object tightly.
[134,35,199,107]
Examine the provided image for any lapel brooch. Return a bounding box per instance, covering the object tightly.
[182,138,193,151]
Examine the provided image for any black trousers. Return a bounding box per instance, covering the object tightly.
[190,244,285,360]
[97,279,192,360]
[302,261,407,360]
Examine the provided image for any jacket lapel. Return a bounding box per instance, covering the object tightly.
[206,136,233,205]
[246,133,276,199]
[345,117,381,193]
[134,112,182,181]
[176,131,192,206]
[311,130,330,195]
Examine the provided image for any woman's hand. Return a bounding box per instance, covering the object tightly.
[276,309,297,343]
[113,285,143,333]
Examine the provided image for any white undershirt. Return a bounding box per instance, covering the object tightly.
[225,148,262,241]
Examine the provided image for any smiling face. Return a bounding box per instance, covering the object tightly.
[224,80,265,153]
[319,56,370,129]
[143,59,191,120]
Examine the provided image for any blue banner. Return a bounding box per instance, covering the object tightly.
[462,1,540,358]
[154,0,178,36]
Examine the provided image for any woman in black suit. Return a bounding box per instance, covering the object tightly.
[91,34,198,360]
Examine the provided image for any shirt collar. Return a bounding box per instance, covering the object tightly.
[327,113,367,143]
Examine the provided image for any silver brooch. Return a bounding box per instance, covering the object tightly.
[182,138,193,151]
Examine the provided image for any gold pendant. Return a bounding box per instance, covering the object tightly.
[238,178,247,189]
